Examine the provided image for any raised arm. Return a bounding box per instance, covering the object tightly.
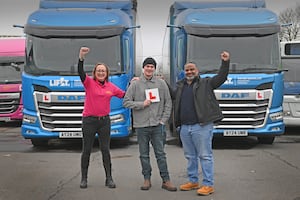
[78,47,90,83]
[211,51,230,88]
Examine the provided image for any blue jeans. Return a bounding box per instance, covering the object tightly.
[180,123,214,186]
[136,125,170,182]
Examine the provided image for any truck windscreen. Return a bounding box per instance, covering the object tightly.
[0,61,24,83]
[282,58,300,82]
[187,34,280,74]
[25,35,122,76]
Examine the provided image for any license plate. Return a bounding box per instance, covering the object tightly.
[59,132,82,138]
[0,117,11,122]
[224,130,248,136]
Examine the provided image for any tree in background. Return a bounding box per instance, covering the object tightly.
[279,3,300,41]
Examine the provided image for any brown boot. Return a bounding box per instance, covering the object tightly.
[197,186,214,196]
[162,180,177,192]
[180,182,199,191]
[140,179,151,190]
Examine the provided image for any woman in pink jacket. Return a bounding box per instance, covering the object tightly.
[77,47,125,189]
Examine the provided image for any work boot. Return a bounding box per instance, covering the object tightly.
[80,179,87,189]
[179,182,200,191]
[104,163,116,188]
[80,168,88,189]
[140,179,151,190]
[162,180,177,192]
[105,176,116,188]
[197,186,214,196]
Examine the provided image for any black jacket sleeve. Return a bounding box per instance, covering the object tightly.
[211,60,230,89]
[164,80,175,100]
[78,59,86,83]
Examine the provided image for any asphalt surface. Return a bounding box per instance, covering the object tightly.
[0,122,300,200]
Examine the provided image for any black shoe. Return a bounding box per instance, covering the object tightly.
[80,179,87,189]
[105,177,116,188]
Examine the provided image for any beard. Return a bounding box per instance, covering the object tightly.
[186,76,196,81]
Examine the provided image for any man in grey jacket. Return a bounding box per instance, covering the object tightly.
[123,57,177,192]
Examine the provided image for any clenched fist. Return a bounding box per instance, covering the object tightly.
[79,47,90,60]
[221,51,230,62]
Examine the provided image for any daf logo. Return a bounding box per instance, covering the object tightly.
[57,95,85,101]
[221,93,249,98]
[49,78,70,87]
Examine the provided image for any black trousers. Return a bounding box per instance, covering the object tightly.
[81,116,111,172]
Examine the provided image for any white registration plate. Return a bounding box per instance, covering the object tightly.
[224,130,248,136]
[0,117,11,122]
[59,132,83,138]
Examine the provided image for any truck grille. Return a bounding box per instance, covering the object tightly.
[0,92,21,114]
[34,91,85,132]
[214,89,273,129]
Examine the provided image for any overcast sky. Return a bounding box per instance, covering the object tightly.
[1,0,299,66]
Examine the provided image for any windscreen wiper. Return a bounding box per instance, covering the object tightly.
[239,67,285,73]
[35,70,61,75]
[10,63,22,72]
[110,69,126,75]
[199,69,219,74]
[0,79,21,84]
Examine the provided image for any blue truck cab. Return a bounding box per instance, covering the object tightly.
[22,0,137,146]
[281,41,300,126]
[169,0,284,144]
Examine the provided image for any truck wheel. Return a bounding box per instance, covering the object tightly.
[174,126,182,147]
[178,136,182,147]
[168,121,182,147]
[257,136,275,144]
[112,137,129,146]
[31,139,49,147]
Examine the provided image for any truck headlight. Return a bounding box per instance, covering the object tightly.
[269,112,283,121]
[23,114,37,124]
[110,114,124,124]
[283,111,291,116]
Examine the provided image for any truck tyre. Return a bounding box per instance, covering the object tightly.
[257,136,275,144]
[169,121,182,147]
[112,137,129,146]
[31,139,49,147]
[168,109,182,147]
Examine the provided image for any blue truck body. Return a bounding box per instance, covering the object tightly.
[22,0,137,146]
[281,41,300,126]
[169,0,284,144]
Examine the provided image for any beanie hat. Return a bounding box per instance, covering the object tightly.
[142,57,157,69]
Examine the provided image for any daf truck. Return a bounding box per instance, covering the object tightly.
[21,0,137,146]
[281,41,300,126]
[0,38,25,122]
[168,0,284,144]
